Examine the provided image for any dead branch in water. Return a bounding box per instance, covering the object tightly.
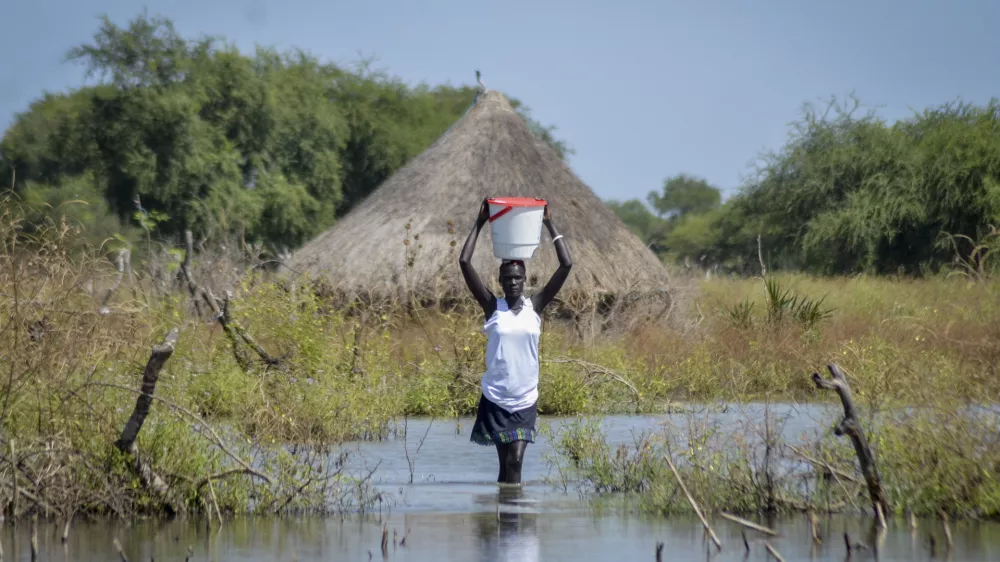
[941,510,953,551]
[180,230,283,372]
[62,510,74,543]
[30,515,38,561]
[381,523,389,557]
[807,510,822,543]
[114,328,179,507]
[811,363,890,521]
[764,542,786,562]
[720,512,778,536]
[113,538,129,562]
[664,454,722,551]
[96,383,270,485]
[9,438,17,519]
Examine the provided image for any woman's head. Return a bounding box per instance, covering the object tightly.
[499,260,526,299]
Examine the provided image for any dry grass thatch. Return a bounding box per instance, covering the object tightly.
[285,89,671,303]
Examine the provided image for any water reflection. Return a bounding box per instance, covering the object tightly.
[4,503,1000,561]
[3,411,1000,561]
[473,485,540,562]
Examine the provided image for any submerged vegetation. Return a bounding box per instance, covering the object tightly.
[545,401,1000,520]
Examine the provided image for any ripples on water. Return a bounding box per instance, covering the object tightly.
[5,405,999,561]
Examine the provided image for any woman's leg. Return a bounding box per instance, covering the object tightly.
[495,444,509,482]
[503,441,528,484]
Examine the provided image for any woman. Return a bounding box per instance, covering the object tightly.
[459,198,573,485]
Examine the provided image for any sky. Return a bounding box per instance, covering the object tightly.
[2,0,998,205]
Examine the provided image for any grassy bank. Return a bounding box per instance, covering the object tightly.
[1,215,999,521]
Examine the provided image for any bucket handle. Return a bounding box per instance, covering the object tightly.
[488,205,513,223]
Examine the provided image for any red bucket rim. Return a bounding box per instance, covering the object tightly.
[486,197,547,207]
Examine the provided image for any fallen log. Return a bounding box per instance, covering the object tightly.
[811,363,890,520]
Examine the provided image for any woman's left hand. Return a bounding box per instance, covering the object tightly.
[543,205,552,223]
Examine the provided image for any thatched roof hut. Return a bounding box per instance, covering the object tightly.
[286,89,670,304]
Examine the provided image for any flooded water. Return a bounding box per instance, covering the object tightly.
[5,404,1000,561]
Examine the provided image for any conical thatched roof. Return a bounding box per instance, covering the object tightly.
[286,89,670,302]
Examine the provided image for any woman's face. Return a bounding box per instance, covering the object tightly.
[499,263,526,299]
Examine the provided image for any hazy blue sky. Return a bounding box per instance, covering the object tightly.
[2,0,998,204]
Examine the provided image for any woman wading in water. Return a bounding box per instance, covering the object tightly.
[459,199,573,485]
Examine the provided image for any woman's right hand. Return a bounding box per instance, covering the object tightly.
[477,198,491,226]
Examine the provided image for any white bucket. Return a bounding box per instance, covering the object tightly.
[487,197,547,260]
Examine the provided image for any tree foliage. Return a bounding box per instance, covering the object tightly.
[604,198,668,253]
[647,173,721,219]
[0,12,571,253]
[611,96,1000,276]
[735,96,1000,274]
[607,174,724,261]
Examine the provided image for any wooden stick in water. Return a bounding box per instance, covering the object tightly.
[721,512,778,536]
[941,510,953,550]
[62,510,75,543]
[9,439,17,521]
[664,454,722,551]
[807,510,822,543]
[208,480,224,527]
[113,538,129,562]
[765,542,786,562]
[811,364,890,518]
[30,516,38,562]
[381,524,389,557]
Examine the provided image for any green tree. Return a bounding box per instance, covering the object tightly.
[736,95,1000,274]
[647,174,722,219]
[605,198,669,252]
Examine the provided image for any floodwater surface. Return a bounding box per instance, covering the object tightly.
[5,404,1000,561]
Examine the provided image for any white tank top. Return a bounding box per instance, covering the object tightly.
[481,296,540,412]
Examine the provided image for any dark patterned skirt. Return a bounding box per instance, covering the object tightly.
[470,394,538,446]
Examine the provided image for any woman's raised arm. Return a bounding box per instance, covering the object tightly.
[459,199,496,316]
[532,206,572,313]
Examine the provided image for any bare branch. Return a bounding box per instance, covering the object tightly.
[720,512,778,536]
[543,358,641,400]
[765,542,786,562]
[95,382,270,485]
[664,454,722,551]
[114,328,179,502]
[811,363,890,518]
[115,328,179,452]
[99,249,129,315]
